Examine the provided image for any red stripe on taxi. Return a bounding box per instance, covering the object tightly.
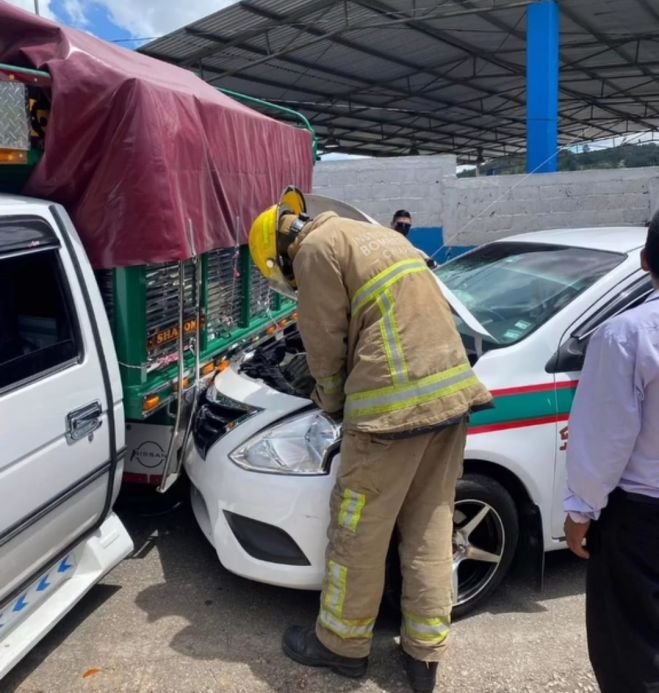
[470,413,570,435]
[489,380,579,398]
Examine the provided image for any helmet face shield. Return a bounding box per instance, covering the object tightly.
[265,263,298,300]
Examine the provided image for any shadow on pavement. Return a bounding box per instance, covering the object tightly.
[474,549,587,618]
[123,487,587,692]
[1,479,590,692]
[118,487,410,691]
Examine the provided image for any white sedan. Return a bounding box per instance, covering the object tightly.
[186,226,652,616]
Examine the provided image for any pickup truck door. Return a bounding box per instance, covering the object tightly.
[547,273,654,539]
[0,209,122,611]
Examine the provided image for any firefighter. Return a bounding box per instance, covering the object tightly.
[248,187,492,692]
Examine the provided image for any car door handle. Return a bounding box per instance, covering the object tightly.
[66,401,103,443]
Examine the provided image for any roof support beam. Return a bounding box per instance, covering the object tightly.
[232,3,530,128]
[178,30,538,144]
[233,1,615,142]
[176,0,340,67]
[449,0,659,129]
[350,0,625,137]
[559,3,659,116]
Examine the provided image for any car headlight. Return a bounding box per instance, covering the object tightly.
[229,411,341,475]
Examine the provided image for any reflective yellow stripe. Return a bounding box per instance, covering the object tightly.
[319,608,375,640]
[317,373,344,395]
[323,560,347,616]
[352,259,428,318]
[377,288,408,386]
[338,489,366,532]
[345,363,478,418]
[403,611,450,645]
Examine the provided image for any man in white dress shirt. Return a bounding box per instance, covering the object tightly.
[564,215,659,693]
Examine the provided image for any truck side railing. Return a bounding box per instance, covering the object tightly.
[217,87,319,161]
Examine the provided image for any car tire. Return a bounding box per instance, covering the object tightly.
[383,473,519,620]
[452,473,518,618]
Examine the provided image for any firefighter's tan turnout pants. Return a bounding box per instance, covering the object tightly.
[315,419,467,662]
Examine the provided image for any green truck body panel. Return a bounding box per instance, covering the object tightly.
[96,250,294,421]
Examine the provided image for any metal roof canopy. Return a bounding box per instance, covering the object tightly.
[142,0,659,162]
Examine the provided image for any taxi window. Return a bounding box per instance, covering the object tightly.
[437,242,624,349]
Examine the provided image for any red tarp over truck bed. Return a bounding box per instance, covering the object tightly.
[0,1,314,268]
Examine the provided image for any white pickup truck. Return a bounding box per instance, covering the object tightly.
[0,13,314,673]
[0,195,133,678]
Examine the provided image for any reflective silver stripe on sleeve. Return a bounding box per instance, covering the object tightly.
[345,364,477,418]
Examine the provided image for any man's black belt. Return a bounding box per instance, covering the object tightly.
[615,487,659,506]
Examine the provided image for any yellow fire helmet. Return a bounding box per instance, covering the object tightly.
[248,185,308,299]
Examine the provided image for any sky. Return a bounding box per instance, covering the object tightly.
[6,0,235,46]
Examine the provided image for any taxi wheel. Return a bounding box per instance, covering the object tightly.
[452,474,519,618]
[384,473,518,620]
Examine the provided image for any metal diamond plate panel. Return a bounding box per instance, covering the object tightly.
[0,81,29,150]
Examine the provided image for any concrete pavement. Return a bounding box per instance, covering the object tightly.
[4,491,597,693]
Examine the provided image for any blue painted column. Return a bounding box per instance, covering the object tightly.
[527,0,560,173]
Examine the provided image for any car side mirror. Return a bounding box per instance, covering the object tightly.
[545,335,587,374]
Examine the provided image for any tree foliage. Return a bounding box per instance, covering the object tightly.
[458,142,659,177]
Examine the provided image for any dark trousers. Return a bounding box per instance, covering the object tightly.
[586,489,659,693]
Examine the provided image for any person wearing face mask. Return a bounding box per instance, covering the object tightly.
[391,210,412,237]
[391,210,438,269]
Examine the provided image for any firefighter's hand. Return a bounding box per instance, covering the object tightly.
[564,515,591,559]
[326,409,343,423]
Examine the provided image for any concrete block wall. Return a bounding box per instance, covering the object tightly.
[313,156,659,248]
[313,155,456,228]
[443,167,657,246]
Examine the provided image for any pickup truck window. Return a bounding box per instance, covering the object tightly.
[0,248,80,391]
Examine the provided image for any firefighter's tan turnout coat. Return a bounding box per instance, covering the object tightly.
[293,211,491,433]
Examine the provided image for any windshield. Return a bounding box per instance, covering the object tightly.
[436,242,624,349]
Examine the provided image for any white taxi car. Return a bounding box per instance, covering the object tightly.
[185,226,652,616]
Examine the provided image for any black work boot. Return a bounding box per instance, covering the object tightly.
[282,625,368,678]
[401,650,438,692]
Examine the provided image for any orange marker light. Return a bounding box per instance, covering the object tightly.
[143,394,161,413]
[0,149,28,165]
[173,377,190,392]
[267,326,277,336]
[200,362,215,376]
[218,360,230,372]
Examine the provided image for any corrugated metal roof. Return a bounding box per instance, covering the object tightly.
[141,0,659,161]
